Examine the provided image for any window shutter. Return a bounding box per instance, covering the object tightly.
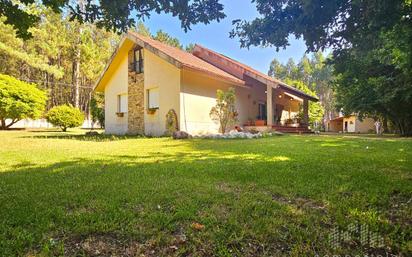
[148,88,159,109]
[118,94,128,113]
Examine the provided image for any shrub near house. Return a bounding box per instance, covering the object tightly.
[46,105,84,132]
[210,87,238,134]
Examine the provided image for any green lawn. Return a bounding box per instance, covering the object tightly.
[0,130,411,256]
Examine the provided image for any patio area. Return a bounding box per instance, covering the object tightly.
[240,77,317,133]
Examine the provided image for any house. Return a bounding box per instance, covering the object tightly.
[326,115,375,133]
[94,32,318,136]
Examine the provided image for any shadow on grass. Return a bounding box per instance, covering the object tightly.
[0,154,296,256]
[1,142,410,256]
[22,133,149,142]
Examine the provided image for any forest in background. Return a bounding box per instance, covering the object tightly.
[267,53,334,126]
[0,7,195,121]
[0,5,118,118]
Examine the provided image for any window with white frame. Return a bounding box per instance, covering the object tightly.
[117,94,128,113]
[147,88,159,109]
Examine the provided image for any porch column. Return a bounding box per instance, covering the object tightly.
[302,98,309,126]
[267,84,273,126]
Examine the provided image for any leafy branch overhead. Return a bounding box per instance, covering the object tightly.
[230,0,412,135]
[230,0,408,52]
[0,0,226,39]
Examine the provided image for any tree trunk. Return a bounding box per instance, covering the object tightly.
[383,117,388,133]
[72,0,84,108]
[73,42,81,108]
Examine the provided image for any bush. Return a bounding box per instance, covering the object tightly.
[0,74,47,129]
[90,93,104,128]
[46,105,84,132]
[210,87,238,134]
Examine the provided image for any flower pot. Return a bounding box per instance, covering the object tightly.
[255,120,266,126]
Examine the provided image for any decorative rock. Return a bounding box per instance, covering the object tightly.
[85,131,99,136]
[172,131,191,139]
[192,130,263,139]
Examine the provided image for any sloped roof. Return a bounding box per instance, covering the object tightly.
[127,32,245,85]
[192,44,318,101]
[95,32,318,102]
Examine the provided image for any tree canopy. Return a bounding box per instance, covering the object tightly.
[46,104,84,131]
[0,7,119,116]
[0,0,226,39]
[0,74,47,129]
[134,22,194,51]
[232,0,412,135]
[268,52,333,123]
[230,0,409,52]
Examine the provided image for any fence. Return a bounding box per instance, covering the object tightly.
[7,119,100,129]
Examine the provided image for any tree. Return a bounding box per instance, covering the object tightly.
[0,16,63,78]
[0,74,47,129]
[1,0,226,39]
[232,0,412,135]
[268,53,334,125]
[0,7,119,116]
[46,104,84,131]
[185,43,196,53]
[285,79,324,127]
[210,87,238,134]
[153,30,183,49]
[134,22,194,50]
[231,0,407,52]
[90,92,104,128]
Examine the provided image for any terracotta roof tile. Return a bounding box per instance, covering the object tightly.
[128,32,245,85]
[193,44,318,101]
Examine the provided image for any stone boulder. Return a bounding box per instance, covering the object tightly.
[172,131,191,139]
[85,131,99,136]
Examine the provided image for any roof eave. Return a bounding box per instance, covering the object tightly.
[93,36,128,91]
[278,83,319,102]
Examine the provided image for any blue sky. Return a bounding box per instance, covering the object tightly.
[142,0,308,74]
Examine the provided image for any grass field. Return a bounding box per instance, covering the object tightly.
[0,130,411,256]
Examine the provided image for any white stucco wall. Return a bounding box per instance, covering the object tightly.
[180,69,250,134]
[104,51,129,135]
[144,50,181,136]
[343,116,356,133]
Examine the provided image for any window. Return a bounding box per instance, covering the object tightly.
[147,88,159,109]
[117,94,127,113]
[133,48,144,73]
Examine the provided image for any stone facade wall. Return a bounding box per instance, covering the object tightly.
[127,71,145,135]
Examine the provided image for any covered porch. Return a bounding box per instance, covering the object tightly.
[242,77,317,133]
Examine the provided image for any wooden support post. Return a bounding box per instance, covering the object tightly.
[267,84,273,127]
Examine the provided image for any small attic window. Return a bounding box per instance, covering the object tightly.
[132,48,143,73]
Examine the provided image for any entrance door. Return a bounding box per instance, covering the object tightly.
[344,121,348,132]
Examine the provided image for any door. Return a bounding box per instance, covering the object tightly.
[344,121,348,132]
